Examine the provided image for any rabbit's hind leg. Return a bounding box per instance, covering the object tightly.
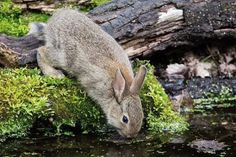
[37,46,65,78]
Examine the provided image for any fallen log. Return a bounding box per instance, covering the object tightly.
[0,34,44,67]
[12,0,93,13]
[88,0,236,57]
[0,0,236,67]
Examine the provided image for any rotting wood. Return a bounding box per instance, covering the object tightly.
[0,0,236,67]
[0,34,44,67]
[88,0,236,58]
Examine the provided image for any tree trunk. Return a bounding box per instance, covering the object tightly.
[0,0,235,67]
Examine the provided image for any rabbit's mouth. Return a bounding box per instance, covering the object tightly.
[108,121,137,138]
[117,130,128,138]
[110,125,130,138]
[117,130,137,138]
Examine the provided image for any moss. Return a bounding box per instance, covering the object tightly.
[91,0,111,6]
[194,86,236,112]
[0,0,49,37]
[135,60,189,134]
[0,61,188,140]
[79,0,111,12]
[0,0,111,37]
[0,68,105,139]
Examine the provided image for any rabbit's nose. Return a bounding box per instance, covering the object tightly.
[125,132,138,138]
[126,135,131,138]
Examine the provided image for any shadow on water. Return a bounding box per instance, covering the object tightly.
[0,110,235,157]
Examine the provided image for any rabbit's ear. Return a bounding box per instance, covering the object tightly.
[113,69,126,103]
[130,65,147,94]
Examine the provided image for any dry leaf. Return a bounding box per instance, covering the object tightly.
[190,139,228,154]
[219,63,236,77]
[165,63,188,80]
[194,62,213,78]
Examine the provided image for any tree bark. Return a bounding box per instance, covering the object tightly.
[0,0,236,67]
[0,34,44,67]
[88,0,236,58]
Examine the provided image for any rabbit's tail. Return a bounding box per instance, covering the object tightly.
[28,22,47,41]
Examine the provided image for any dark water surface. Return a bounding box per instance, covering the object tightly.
[0,111,235,157]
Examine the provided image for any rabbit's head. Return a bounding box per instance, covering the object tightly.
[108,65,146,138]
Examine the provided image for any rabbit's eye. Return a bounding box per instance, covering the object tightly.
[122,115,128,124]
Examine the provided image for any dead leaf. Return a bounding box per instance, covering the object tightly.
[190,139,228,154]
[219,63,236,77]
[165,63,188,80]
[194,62,213,78]
[183,53,214,78]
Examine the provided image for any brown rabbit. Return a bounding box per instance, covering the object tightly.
[33,9,146,138]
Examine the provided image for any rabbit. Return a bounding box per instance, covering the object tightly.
[33,9,147,138]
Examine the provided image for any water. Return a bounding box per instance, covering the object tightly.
[0,111,235,157]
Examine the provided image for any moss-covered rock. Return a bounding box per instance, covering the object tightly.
[0,61,188,140]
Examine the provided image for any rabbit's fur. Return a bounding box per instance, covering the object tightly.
[35,9,146,138]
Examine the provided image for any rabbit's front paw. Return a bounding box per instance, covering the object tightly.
[50,70,65,78]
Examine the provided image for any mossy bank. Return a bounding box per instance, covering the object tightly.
[0,61,188,141]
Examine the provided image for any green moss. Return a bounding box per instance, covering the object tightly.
[91,0,111,6]
[0,0,111,37]
[194,86,236,112]
[0,0,49,37]
[0,68,105,139]
[135,60,189,134]
[79,0,111,12]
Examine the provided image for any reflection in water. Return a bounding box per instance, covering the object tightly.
[0,112,235,157]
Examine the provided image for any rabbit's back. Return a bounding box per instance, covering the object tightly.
[45,9,133,77]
